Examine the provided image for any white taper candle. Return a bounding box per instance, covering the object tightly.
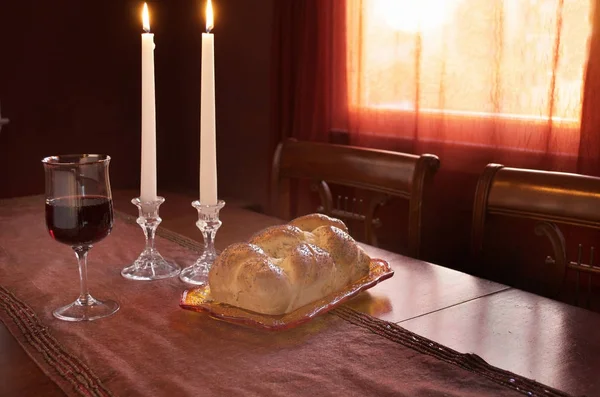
[199,0,218,206]
[141,3,157,202]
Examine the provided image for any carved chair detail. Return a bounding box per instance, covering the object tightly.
[472,163,600,306]
[271,139,440,258]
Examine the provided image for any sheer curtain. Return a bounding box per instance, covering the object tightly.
[271,0,600,267]
[335,0,593,173]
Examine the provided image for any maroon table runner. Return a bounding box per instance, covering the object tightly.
[0,197,575,397]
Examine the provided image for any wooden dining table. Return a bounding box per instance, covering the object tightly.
[1,191,599,396]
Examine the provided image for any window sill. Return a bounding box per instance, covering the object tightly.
[331,126,579,173]
[332,106,581,162]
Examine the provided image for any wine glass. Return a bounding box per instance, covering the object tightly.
[42,154,120,321]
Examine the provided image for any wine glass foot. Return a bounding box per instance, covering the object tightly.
[53,297,119,322]
[121,250,180,281]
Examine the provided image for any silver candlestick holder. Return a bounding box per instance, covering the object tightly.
[121,197,181,280]
[179,199,225,285]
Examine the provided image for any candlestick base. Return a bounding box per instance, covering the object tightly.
[179,200,225,285]
[121,197,181,281]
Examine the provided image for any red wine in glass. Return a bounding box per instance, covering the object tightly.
[46,195,113,246]
[42,154,119,322]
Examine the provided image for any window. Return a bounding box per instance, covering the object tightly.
[346,0,592,126]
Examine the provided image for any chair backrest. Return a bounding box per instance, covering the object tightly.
[471,163,600,302]
[271,139,440,258]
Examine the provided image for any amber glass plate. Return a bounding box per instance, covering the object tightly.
[180,258,393,331]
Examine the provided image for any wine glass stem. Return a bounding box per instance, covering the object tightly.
[74,246,92,305]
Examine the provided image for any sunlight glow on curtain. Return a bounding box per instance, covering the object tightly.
[338,0,592,158]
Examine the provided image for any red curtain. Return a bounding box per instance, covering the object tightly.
[271,0,346,144]
[271,0,600,275]
[270,1,348,219]
[272,1,599,170]
[578,0,600,175]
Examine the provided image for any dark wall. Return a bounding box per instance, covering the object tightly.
[215,0,274,209]
[0,1,142,197]
[0,0,275,209]
[159,0,274,209]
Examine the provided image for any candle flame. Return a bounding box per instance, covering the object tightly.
[206,0,214,32]
[142,3,150,33]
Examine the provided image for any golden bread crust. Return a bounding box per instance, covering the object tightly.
[209,214,370,315]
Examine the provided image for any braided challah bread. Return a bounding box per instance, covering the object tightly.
[208,214,371,315]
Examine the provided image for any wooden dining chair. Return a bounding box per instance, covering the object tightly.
[472,163,600,305]
[270,139,440,259]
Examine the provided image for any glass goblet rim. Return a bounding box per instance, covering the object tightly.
[42,154,111,166]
